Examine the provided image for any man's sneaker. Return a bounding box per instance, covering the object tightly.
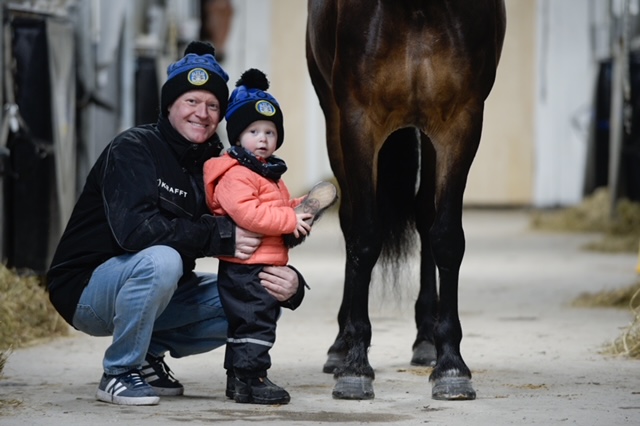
[233,376,290,405]
[96,371,160,406]
[284,181,338,248]
[140,354,184,396]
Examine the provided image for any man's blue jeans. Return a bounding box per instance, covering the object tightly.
[72,245,228,376]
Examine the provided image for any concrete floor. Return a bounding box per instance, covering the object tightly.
[1,209,639,425]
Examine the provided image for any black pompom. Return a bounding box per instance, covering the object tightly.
[184,41,216,57]
[235,68,269,90]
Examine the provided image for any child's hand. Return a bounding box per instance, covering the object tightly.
[293,213,312,238]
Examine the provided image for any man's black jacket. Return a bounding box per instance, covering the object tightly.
[47,116,304,325]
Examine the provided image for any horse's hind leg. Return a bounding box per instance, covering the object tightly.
[306,32,352,376]
[329,213,379,400]
[328,111,382,400]
[428,111,483,401]
[411,133,438,367]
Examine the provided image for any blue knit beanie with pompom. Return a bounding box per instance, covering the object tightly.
[225,68,284,148]
[160,41,229,117]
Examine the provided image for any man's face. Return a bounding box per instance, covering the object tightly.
[167,90,221,143]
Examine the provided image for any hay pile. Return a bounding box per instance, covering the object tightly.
[572,281,640,309]
[0,264,69,376]
[607,286,640,358]
[531,187,640,253]
[532,188,640,359]
[572,281,640,358]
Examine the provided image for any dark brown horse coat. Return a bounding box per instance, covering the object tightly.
[306,0,506,401]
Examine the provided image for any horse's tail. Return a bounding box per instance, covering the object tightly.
[376,128,420,270]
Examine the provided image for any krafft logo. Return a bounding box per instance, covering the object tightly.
[157,179,188,198]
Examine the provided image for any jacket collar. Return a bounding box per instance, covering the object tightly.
[157,114,223,174]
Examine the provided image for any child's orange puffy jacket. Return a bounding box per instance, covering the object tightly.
[203,152,304,265]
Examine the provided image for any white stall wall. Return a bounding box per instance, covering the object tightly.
[533,0,608,207]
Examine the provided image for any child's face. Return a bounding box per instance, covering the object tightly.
[238,120,278,159]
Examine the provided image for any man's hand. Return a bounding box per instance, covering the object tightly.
[259,265,299,302]
[234,227,262,260]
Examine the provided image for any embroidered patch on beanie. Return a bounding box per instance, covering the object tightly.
[225,69,284,148]
[160,41,230,117]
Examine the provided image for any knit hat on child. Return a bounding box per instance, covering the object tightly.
[225,68,284,148]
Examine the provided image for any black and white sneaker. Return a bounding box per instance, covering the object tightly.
[140,354,184,396]
[96,371,160,406]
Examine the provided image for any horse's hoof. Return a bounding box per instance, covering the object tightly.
[432,377,476,400]
[332,376,375,400]
[323,352,345,374]
[411,341,436,366]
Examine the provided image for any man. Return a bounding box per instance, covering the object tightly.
[46,41,306,406]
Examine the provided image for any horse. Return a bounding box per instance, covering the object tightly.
[305,0,506,401]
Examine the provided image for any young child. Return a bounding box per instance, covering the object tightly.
[203,68,336,405]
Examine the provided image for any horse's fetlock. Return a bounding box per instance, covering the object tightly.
[343,323,372,345]
[335,365,375,379]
